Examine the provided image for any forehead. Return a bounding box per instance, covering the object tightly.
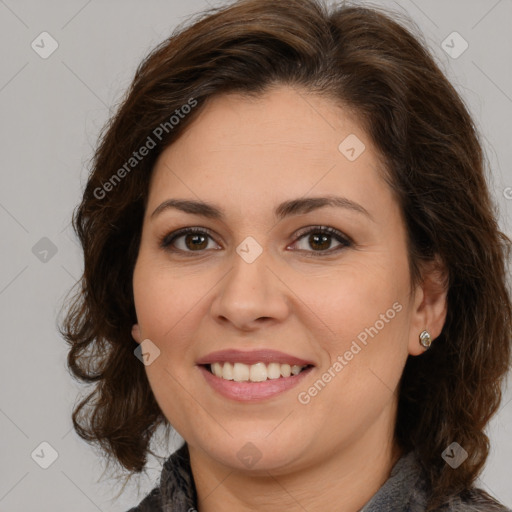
[169,86,364,155]
[147,85,392,220]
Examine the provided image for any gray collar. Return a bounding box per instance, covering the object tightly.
[359,450,428,512]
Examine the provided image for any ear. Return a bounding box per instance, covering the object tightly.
[408,257,448,356]
[131,324,142,344]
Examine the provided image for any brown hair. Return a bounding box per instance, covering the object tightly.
[59,0,512,509]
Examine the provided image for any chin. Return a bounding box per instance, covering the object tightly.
[193,431,313,474]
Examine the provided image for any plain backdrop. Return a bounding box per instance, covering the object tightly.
[1,0,511,510]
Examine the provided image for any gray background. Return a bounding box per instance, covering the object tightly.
[0,0,511,510]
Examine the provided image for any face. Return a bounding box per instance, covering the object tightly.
[131,85,445,474]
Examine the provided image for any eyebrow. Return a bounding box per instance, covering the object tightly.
[150,195,373,222]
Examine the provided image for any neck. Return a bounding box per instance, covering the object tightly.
[188,407,404,512]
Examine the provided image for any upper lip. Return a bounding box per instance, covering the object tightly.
[196,349,315,367]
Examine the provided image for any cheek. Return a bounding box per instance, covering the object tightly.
[296,258,408,345]
[292,269,410,431]
[133,253,197,335]
[292,253,411,406]
[131,257,205,424]
[131,253,219,380]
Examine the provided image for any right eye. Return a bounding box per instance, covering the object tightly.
[160,227,222,254]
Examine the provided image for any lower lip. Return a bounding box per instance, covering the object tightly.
[199,365,314,402]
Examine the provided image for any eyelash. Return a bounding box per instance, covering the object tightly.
[159,226,352,258]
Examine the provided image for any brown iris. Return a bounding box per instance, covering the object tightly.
[185,233,208,250]
[308,233,331,251]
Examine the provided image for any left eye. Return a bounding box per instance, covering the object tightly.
[291,226,351,255]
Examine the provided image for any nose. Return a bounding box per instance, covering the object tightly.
[210,246,290,331]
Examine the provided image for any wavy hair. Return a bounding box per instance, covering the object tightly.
[59,0,512,509]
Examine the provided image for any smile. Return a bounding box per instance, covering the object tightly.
[196,349,315,401]
[207,361,311,382]
[198,364,314,402]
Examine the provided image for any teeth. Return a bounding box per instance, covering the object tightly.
[280,364,291,377]
[212,362,223,378]
[267,362,281,379]
[209,362,307,382]
[249,362,267,382]
[291,365,302,375]
[223,362,234,380]
[233,362,250,382]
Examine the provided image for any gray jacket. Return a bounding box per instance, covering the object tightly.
[127,443,511,511]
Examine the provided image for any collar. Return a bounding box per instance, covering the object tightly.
[358,450,429,512]
[159,442,197,511]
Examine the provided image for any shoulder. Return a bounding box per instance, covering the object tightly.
[434,488,512,512]
[124,485,162,512]
[125,443,197,512]
[385,450,511,512]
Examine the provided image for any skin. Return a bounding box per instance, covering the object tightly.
[131,85,447,512]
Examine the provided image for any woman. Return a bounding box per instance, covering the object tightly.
[60,0,512,510]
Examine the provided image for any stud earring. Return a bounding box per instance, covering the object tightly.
[419,330,432,349]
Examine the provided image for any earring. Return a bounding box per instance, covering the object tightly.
[419,330,432,349]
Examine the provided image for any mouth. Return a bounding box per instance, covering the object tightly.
[196,349,316,401]
[202,361,314,382]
